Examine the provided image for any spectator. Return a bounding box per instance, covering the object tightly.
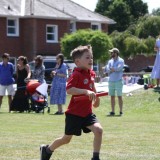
[40,45,102,160]
[11,56,31,112]
[104,48,124,116]
[0,53,15,112]
[50,53,67,115]
[32,55,46,83]
[151,35,160,89]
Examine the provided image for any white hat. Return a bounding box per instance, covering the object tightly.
[109,48,119,53]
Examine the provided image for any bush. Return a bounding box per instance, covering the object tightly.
[60,29,113,62]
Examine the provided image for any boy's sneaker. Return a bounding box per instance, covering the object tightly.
[40,144,52,160]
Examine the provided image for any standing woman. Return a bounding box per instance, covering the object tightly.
[151,35,160,89]
[50,53,67,115]
[32,55,46,83]
[11,56,31,112]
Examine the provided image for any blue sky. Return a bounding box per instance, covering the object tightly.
[72,0,160,13]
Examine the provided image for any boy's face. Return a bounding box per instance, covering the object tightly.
[75,51,93,70]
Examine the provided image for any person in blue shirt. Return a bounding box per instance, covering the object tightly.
[0,53,15,112]
[104,48,124,116]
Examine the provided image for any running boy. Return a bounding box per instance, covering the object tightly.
[40,45,103,160]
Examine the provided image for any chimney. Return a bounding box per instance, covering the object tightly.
[30,0,34,15]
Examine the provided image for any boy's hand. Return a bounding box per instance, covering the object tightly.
[86,90,96,101]
[93,97,100,108]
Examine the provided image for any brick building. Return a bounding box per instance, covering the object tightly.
[0,0,115,61]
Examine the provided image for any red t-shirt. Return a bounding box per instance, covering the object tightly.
[66,68,95,117]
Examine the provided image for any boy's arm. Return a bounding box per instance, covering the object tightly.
[67,87,96,101]
[92,83,100,108]
[67,87,88,95]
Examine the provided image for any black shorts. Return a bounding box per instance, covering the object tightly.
[65,113,98,136]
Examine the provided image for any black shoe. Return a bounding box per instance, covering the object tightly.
[40,144,52,160]
[54,111,64,115]
[91,158,100,160]
[120,112,123,116]
[108,112,115,116]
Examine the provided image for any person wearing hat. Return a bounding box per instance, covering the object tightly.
[0,53,15,112]
[103,48,124,116]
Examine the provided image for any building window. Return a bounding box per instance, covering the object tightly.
[46,25,58,43]
[91,23,101,30]
[70,22,76,33]
[7,18,19,36]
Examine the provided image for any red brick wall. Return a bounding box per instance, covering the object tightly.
[0,17,22,57]
[76,22,91,30]
[0,17,109,61]
[101,23,108,32]
[76,22,108,33]
[20,18,70,61]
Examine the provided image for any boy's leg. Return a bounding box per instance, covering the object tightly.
[40,135,72,160]
[87,122,103,160]
[49,134,72,151]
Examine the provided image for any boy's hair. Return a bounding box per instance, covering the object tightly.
[70,45,92,62]
[2,53,10,59]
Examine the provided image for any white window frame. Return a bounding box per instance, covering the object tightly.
[70,21,76,33]
[46,25,58,43]
[7,18,19,37]
[91,22,101,31]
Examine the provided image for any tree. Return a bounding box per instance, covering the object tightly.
[95,0,112,15]
[152,8,160,16]
[60,29,113,62]
[110,30,155,57]
[144,37,155,54]
[110,30,132,57]
[95,0,148,32]
[106,0,131,32]
[123,0,148,20]
[135,16,160,38]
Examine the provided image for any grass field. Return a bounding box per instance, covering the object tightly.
[0,88,160,160]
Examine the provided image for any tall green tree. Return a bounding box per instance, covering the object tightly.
[95,0,112,15]
[123,0,148,20]
[95,0,148,32]
[106,0,131,32]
